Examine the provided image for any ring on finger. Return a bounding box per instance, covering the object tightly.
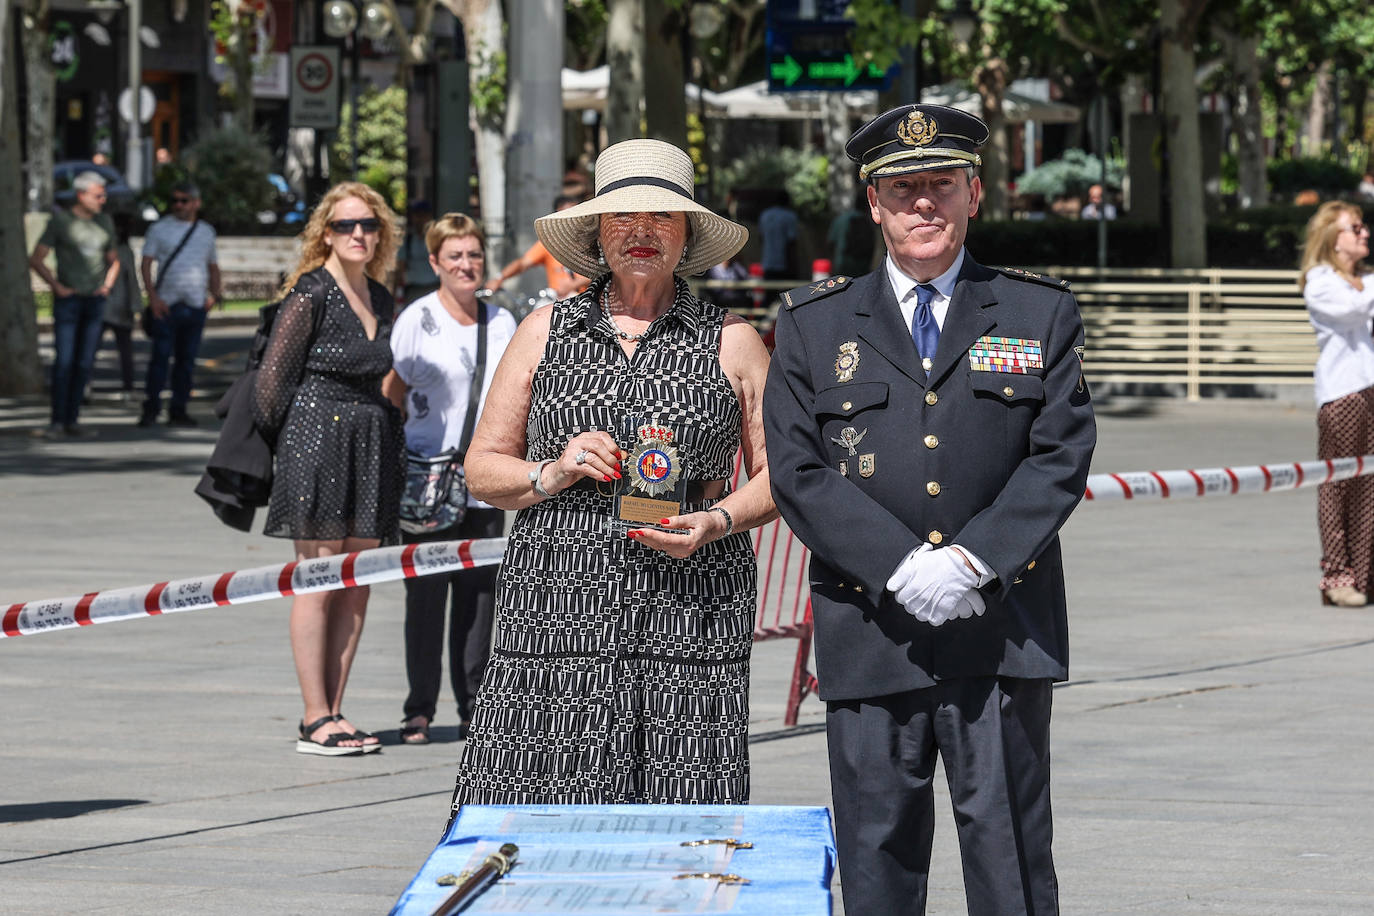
[574,449,589,466]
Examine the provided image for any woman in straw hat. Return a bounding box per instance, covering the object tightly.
[451,138,777,805]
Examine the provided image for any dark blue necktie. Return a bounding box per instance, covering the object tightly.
[911,283,940,375]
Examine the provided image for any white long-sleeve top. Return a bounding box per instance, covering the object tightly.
[1304,264,1374,406]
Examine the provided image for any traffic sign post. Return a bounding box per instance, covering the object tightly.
[289,46,341,130]
[766,0,896,93]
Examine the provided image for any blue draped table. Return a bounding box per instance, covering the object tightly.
[390,804,835,915]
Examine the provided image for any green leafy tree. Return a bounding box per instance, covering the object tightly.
[209,0,271,133]
[848,0,1066,220]
[1016,149,1126,199]
[182,127,275,234]
[331,85,408,211]
[718,147,829,221]
[1,0,41,393]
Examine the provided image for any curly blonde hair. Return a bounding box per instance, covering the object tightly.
[279,182,401,296]
[1300,200,1365,291]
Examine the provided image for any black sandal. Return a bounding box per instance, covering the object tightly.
[400,717,431,745]
[333,715,382,753]
[296,716,364,756]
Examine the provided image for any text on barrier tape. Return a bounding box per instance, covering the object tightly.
[1083,455,1371,501]
[1,537,507,639]
[7,455,1373,639]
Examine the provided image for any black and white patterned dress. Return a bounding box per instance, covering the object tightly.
[451,276,756,806]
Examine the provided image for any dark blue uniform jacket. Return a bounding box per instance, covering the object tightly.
[764,254,1096,702]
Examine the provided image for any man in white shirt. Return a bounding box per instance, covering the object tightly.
[139,182,221,427]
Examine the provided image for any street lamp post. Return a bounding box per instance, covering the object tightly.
[321,0,391,180]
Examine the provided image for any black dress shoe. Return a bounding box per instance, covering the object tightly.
[167,413,198,428]
[136,412,158,428]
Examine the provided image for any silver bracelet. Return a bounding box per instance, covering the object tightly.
[528,458,556,499]
[708,506,734,536]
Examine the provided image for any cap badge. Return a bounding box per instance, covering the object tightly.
[897,110,939,148]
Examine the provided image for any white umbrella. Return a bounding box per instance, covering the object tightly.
[919,81,1080,124]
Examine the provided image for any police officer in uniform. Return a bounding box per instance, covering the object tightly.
[764,104,1095,915]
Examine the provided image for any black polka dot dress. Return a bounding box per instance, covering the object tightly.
[253,268,405,543]
[451,276,757,807]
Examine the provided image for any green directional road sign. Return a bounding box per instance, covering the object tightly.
[766,2,896,93]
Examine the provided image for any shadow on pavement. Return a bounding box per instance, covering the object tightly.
[0,798,147,823]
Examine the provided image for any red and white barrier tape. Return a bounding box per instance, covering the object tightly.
[8,453,1371,639]
[1084,455,1372,501]
[1,537,507,640]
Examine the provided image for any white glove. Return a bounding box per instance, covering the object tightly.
[885,544,985,626]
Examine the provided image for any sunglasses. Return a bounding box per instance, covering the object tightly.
[329,218,382,235]
[171,196,193,205]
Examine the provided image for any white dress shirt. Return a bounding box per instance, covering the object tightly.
[886,248,966,334]
[883,247,995,588]
[1304,264,1374,407]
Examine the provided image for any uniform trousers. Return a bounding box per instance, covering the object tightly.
[827,675,1057,916]
[401,508,503,724]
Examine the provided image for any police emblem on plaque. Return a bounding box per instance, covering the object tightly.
[612,422,689,534]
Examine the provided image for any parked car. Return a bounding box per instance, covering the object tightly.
[259,173,306,226]
[53,160,139,213]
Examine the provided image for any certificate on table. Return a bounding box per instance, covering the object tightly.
[390,804,835,916]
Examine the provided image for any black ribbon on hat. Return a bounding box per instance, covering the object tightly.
[597,176,694,199]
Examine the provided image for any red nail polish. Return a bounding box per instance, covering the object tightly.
[659,518,671,526]
[627,530,638,539]
[613,471,621,479]
[603,474,612,482]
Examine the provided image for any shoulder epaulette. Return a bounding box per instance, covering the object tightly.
[782,275,853,310]
[996,267,1070,290]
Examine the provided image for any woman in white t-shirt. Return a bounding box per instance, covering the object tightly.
[382,214,517,743]
[1301,201,1374,607]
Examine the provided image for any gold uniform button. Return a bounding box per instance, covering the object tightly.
[928,530,944,545]
[926,481,941,496]
[1003,386,1015,398]
[842,401,852,411]
[1027,560,1037,570]
[853,585,864,594]
[925,391,938,405]
[923,434,938,449]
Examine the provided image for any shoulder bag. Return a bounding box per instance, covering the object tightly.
[398,303,489,534]
[140,218,200,336]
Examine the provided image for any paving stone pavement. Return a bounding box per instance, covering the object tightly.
[1,329,1371,914]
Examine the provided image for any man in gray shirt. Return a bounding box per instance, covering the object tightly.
[139,182,222,428]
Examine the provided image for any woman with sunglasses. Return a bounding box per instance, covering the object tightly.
[1301,202,1374,607]
[254,182,405,754]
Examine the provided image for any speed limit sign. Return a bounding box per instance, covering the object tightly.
[289,46,340,129]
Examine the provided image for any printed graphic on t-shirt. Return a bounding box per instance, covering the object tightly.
[410,390,430,419]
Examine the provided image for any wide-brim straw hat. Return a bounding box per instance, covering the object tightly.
[535,138,747,279]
